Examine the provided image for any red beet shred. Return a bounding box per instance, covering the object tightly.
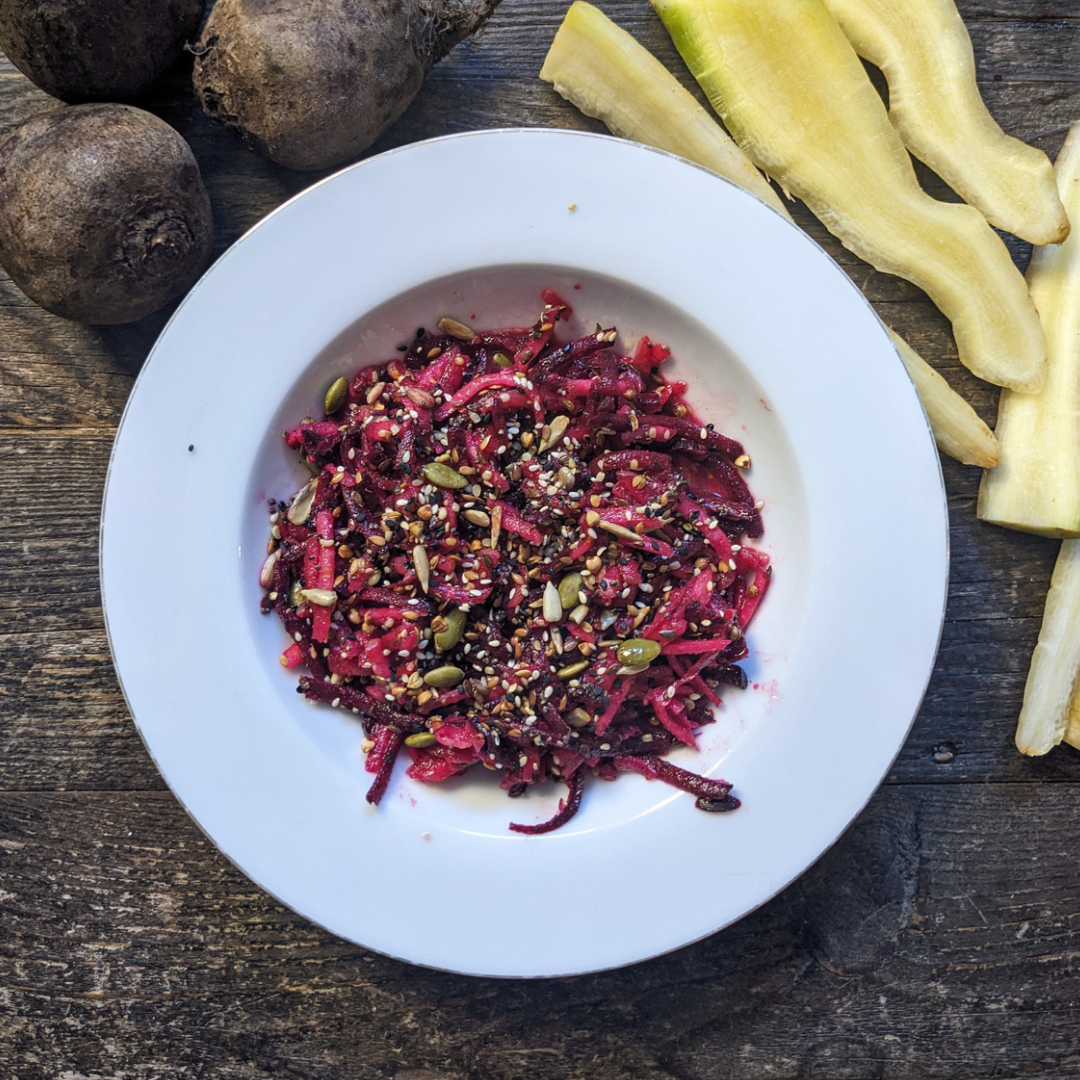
[260,291,770,833]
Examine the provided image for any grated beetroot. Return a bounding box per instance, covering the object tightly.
[261,291,771,833]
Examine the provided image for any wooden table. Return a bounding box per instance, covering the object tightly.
[3,3,1079,1076]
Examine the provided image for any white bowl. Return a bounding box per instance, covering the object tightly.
[101,129,948,977]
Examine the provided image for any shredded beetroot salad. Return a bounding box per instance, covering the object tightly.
[260,290,770,833]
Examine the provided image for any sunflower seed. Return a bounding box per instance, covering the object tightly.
[259,550,279,589]
[286,478,318,524]
[538,414,571,453]
[599,519,640,542]
[543,580,563,623]
[300,588,337,607]
[405,385,436,409]
[413,545,430,594]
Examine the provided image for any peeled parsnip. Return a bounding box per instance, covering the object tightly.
[651,0,1047,393]
[540,1,790,218]
[540,1,999,468]
[1015,539,1080,756]
[821,0,1068,245]
[978,122,1080,537]
[889,332,999,468]
[1065,689,1080,751]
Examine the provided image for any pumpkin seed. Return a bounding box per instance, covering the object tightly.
[289,579,304,607]
[493,351,514,367]
[324,376,349,414]
[557,571,584,611]
[286,478,318,524]
[616,638,661,667]
[424,664,465,688]
[404,732,438,747]
[556,660,589,680]
[542,580,563,623]
[421,462,468,489]
[437,316,476,341]
[434,608,467,652]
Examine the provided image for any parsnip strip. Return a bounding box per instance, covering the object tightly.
[539,1,790,219]
[978,120,1080,537]
[890,332,999,469]
[1016,538,1080,756]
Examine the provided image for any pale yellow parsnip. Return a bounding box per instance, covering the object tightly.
[1015,538,1080,755]
[539,2,790,218]
[821,0,1068,245]
[978,121,1080,536]
[889,332,999,468]
[650,0,1047,393]
[1065,688,1080,751]
[539,1,1001,468]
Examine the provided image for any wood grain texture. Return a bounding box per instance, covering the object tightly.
[0,785,1078,1080]
[2,1,1080,1076]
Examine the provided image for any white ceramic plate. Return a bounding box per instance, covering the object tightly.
[101,129,948,978]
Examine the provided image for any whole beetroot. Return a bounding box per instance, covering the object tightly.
[193,0,502,171]
[0,0,206,102]
[0,104,213,324]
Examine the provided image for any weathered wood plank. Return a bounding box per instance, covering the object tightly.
[0,629,163,793]
[0,432,109,634]
[0,784,1078,1079]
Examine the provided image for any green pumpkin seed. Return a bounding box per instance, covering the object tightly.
[404,732,438,747]
[437,316,476,341]
[288,579,304,607]
[434,608,467,652]
[556,660,589,680]
[424,664,465,688]
[615,638,662,667]
[493,351,514,367]
[324,376,349,414]
[557,571,584,611]
[421,462,468,489]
